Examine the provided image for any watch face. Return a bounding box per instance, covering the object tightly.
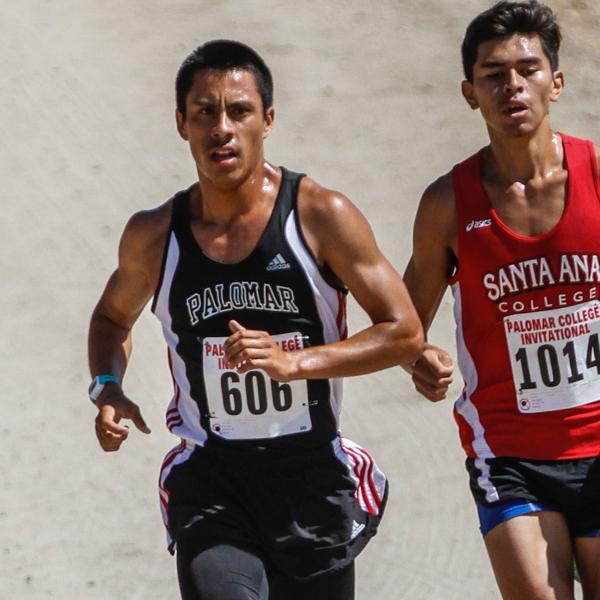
[88,377,103,401]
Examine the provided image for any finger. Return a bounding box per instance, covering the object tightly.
[414,380,447,402]
[228,320,245,334]
[412,372,450,395]
[230,347,270,369]
[96,408,130,436]
[95,422,128,451]
[235,357,269,373]
[421,360,453,380]
[439,353,453,368]
[225,338,271,362]
[412,366,453,387]
[224,329,269,351]
[128,404,151,434]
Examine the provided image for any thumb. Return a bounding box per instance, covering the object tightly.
[439,352,453,368]
[129,404,151,434]
[228,319,245,334]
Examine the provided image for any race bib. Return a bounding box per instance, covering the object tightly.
[202,332,312,440]
[504,300,600,413]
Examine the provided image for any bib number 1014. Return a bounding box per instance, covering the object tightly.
[515,333,600,390]
[220,370,292,415]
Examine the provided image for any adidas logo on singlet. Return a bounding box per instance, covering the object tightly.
[351,520,365,540]
[266,253,291,271]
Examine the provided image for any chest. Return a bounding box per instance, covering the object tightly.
[482,172,568,237]
[191,211,273,264]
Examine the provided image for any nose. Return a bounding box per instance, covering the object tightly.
[504,69,524,94]
[211,108,233,142]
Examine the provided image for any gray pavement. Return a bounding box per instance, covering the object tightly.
[2,1,600,598]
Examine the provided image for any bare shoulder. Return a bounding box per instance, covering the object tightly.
[123,199,172,247]
[297,175,357,221]
[414,170,456,250]
[419,171,455,214]
[595,145,600,172]
[119,198,173,279]
[296,176,372,263]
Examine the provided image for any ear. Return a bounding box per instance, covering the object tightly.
[176,109,189,141]
[461,80,479,110]
[549,70,564,103]
[262,106,275,139]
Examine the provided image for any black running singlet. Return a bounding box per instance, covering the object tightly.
[152,167,348,453]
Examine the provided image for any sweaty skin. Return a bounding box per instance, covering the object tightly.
[88,67,424,452]
[404,33,600,600]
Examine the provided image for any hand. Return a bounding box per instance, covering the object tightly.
[223,320,299,381]
[411,345,453,402]
[94,386,151,452]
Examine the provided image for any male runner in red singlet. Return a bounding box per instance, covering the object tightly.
[88,40,423,600]
[404,2,600,599]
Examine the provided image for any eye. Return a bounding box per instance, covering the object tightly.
[485,72,502,79]
[232,105,250,117]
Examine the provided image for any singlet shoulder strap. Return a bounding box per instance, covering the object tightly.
[150,188,190,313]
[272,166,305,227]
[169,186,193,236]
[560,132,600,205]
[452,149,488,226]
[278,166,347,292]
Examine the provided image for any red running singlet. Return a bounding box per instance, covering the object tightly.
[450,133,600,461]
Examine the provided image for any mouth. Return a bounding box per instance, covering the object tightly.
[502,100,528,119]
[210,147,239,165]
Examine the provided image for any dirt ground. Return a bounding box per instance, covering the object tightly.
[2,1,600,598]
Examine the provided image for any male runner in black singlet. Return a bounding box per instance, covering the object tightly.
[88,40,423,600]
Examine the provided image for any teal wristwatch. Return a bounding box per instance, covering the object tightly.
[88,374,120,403]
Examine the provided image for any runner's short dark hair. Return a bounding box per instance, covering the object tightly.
[461,1,561,81]
[176,40,273,117]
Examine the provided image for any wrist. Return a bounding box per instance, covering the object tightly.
[96,381,123,404]
[88,374,121,404]
[288,350,309,380]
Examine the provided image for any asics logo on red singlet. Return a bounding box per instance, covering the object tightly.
[466,218,492,232]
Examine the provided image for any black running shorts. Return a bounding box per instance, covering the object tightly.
[161,437,388,580]
[466,455,600,536]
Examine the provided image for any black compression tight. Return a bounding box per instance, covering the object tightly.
[176,538,355,600]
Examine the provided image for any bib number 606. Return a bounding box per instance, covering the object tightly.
[220,370,293,415]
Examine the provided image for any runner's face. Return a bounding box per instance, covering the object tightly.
[462,34,563,137]
[176,68,274,186]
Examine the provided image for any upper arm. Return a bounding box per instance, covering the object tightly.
[403,173,457,333]
[297,179,418,328]
[94,206,170,329]
[595,145,600,176]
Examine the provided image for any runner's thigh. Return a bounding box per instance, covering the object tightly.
[484,511,574,600]
[574,537,600,600]
[177,539,269,600]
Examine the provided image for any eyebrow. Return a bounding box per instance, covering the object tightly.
[191,98,254,106]
[480,56,543,68]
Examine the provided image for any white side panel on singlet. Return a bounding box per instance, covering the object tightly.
[452,282,498,502]
[284,211,344,423]
[154,233,206,445]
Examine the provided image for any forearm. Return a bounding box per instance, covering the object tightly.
[88,309,132,380]
[291,320,424,380]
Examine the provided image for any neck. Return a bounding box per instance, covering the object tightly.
[194,160,276,224]
[485,120,562,184]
